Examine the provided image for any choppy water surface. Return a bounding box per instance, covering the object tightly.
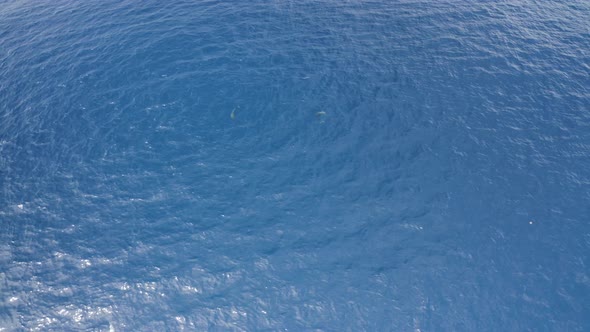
[1,1,589,330]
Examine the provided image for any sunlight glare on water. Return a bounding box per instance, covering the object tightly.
[1,0,589,331]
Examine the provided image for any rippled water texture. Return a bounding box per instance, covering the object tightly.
[1,1,589,330]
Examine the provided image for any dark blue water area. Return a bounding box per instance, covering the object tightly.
[1,0,589,330]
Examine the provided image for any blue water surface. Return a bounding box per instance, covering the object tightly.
[1,1,589,330]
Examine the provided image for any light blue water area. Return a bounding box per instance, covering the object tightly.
[1,1,589,330]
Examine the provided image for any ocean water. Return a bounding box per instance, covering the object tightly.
[1,0,589,330]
